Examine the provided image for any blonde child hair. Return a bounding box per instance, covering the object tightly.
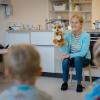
[85,39,100,100]
[4,44,42,82]
[93,39,100,67]
[1,44,52,100]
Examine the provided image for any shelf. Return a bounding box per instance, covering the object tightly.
[49,0,92,29]
[50,10,91,13]
[70,1,92,4]
[49,10,69,13]
[85,20,91,22]
[70,11,91,13]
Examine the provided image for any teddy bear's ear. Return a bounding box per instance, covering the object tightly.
[52,24,57,32]
[58,24,63,31]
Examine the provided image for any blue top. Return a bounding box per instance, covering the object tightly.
[85,79,100,100]
[59,31,91,59]
[0,84,51,100]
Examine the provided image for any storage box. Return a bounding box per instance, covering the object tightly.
[53,4,66,11]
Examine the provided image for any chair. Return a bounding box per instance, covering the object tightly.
[69,64,92,87]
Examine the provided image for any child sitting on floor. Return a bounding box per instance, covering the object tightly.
[85,39,100,100]
[0,44,52,100]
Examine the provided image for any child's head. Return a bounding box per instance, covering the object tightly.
[93,39,100,67]
[4,44,42,83]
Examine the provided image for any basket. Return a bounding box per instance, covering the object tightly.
[53,4,66,11]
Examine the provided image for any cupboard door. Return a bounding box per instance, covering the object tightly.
[31,32,54,45]
[5,33,30,45]
[36,46,55,73]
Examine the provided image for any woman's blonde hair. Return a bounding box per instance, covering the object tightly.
[71,14,84,24]
[4,44,41,81]
[93,39,100,67]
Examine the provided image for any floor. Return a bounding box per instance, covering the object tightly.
[0,76,87,100]
[36,77,86,100]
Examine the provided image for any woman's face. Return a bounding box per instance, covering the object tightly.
[70,17,83,32]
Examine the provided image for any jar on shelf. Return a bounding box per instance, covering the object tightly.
[75,4,80,11]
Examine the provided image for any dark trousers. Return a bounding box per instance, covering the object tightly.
[62,57,90,83]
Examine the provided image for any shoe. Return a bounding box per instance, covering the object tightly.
[76,84,83,92]
[61,82,68,91]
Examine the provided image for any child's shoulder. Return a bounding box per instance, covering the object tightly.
[85,79,100,100]
[86,79,100,91]
[94,78,100,84]
[0,88,12,100]
[0,85,52,100]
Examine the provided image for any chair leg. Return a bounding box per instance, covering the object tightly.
[69,68,73,84]
[82,69,86,87]
[88,65,92,85]
[0,62,4,73]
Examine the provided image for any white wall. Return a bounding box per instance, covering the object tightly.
[0,6,8,44]
[92,0,100,28]
[8,0,49,29]
[0,0,49,44]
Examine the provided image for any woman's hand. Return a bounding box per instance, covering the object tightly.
[61,54,69,60]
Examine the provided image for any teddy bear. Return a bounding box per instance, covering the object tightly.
[52,24,65,47]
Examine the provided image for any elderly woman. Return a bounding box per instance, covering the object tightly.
[60,14,91,92]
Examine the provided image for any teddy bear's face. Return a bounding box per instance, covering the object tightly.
[52,24,63,32]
